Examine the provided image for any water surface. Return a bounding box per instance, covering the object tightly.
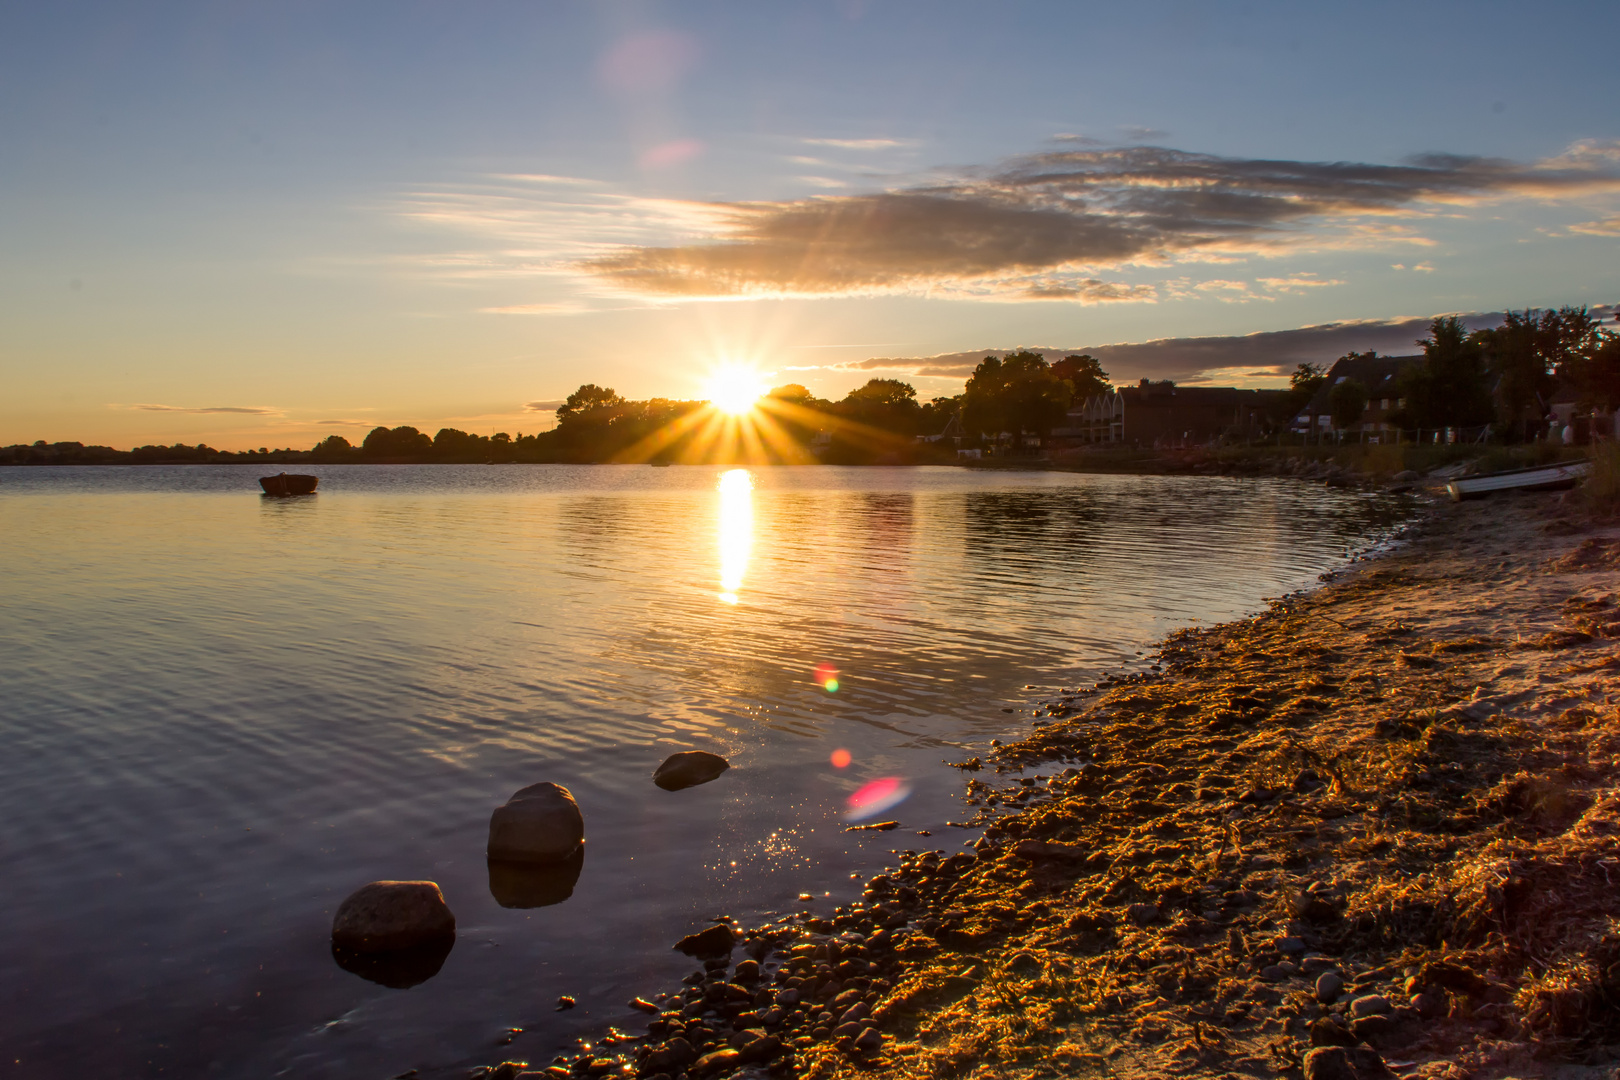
[0,464,1406,1078]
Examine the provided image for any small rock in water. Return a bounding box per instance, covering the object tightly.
[674,924,736,957]
[487,783,585,863]
[653,751,731,791]
[556,995,576,1010]
[331,880,456,952]
[733,959,760,983]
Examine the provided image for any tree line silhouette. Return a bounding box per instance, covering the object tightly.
[4,307,1614,466]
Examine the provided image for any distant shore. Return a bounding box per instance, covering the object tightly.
[484,486,1620,1080]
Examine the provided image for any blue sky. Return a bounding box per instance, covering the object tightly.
[2,1,1617,448]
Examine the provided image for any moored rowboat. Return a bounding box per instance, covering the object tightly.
[259,473,319,496]
[1446,460,1589,502]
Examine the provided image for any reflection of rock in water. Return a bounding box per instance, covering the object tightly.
[331,937,454,989]
[488,845,585,908]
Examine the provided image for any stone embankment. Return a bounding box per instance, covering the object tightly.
[479,489,1620,1080]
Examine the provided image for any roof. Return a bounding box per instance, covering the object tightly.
[1301,354,1420,416]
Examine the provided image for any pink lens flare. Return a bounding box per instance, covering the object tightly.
[846,777,912,821]
[813,663,839,692]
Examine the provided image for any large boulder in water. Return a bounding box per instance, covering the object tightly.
[487,782,584,863]
[331,880,456,953]
[654,751,730,791]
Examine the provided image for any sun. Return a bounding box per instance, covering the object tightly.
[705,365,767,416]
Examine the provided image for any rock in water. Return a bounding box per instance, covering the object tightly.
[674,923,737,957]
[331,880,456,952]
[654,751,730,791]
[487,782,584,863]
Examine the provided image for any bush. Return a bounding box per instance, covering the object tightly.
[1581,440,1620,518]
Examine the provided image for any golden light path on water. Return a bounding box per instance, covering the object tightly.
[716,468,753,604]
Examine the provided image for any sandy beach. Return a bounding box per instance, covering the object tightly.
[483,482,1620,1080]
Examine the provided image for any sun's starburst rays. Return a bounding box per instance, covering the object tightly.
[602,373,919,467]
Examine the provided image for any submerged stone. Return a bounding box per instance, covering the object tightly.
[654,751,731,791]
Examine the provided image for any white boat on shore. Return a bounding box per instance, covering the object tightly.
[1446,460,1590,501]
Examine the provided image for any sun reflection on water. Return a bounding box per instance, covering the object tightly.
[717,468,753,604]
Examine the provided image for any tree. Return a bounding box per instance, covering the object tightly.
[837,379,922,435]
[311,434,354,462]
[767,383,815,405]
[1395,316,1493,431]
[1478,310,1553,440]
[361,425,432,458]
[1328,378,1368,432]
[1051,354,1112,401]
[555,384,626,422]
[962,350,1071,449]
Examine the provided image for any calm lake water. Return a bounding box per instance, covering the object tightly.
[0,465,1407,1078]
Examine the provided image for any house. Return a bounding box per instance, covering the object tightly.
[1052,382,1288,448]
[1293,354,1419,436]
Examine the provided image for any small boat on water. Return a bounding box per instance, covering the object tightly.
[1446,460,1590,502]
[260,473,319,497]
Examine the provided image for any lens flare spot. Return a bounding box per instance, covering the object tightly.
[814,663,839,692]
[830,748,852,769]
[846,777,912,821]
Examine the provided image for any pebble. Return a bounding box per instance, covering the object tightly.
[1348,993,1391,1018]
[555,996,576,1011]
[1277,935,1306,954]
[1315,972,1344,1003]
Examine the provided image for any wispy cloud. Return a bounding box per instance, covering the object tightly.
[580,142,1620,300]
[1257,273,1345,293]
[1571,216,1620,237]
[800,137,916,150]
[315,418,372,426]
[126,404,281,415]
[524,399,567,412]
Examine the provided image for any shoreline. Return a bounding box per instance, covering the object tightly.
[478,484,1620,1080]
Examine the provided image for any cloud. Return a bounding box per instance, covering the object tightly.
[801,138,915,150]
[127,404,280,415]
[1571,216,1620,237]
[1257,273,1345,293]
[581,142,1620,300]
[524,400,567,412]
[837,312,1509,384]
[315,419,372,426]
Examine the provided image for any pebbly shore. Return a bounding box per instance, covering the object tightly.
[476,484,1620,1080]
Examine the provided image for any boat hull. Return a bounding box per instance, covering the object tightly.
[259,473,319,497]
[1446,461,1590,502]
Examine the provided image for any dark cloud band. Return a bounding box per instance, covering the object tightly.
[583,143,1620,299]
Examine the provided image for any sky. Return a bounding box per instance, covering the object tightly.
[2,0,1617,450]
